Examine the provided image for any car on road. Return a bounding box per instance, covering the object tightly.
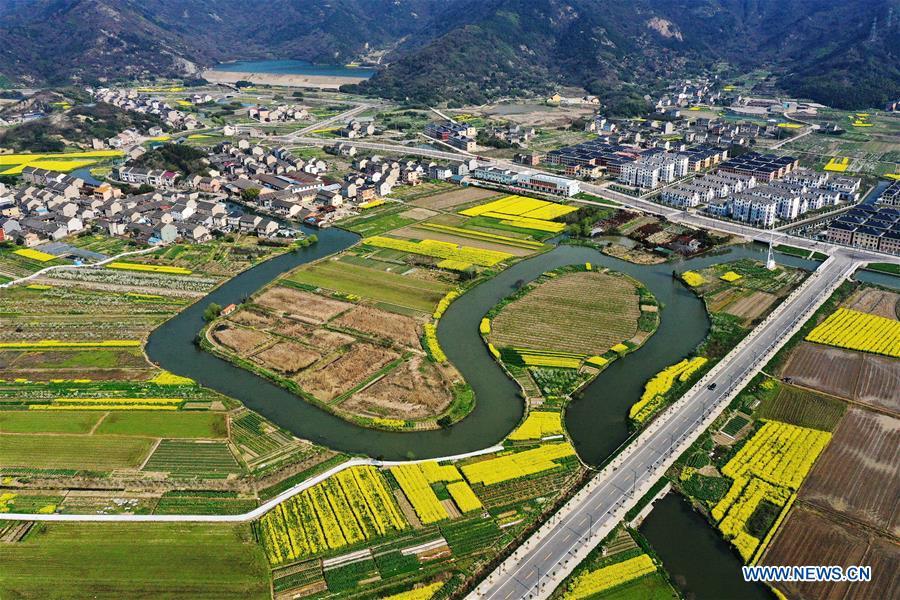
[707,382,717,390]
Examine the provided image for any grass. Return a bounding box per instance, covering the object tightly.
[586,572,679,600]
[756,385,846,432]
[287,259,451,313]
[95,412,228,438]
[866,262,900,275]
[0,522,270,599]
[0,434,154,470]
[0,410,102,434]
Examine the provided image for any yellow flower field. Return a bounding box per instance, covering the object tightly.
[382,582,444,600]
[721,421,831,490]
[720,271,743,282]
[824,157,850,172]
[364,236,513,267]
[681,271,705,287]
[507,411,563,440]
[390,463,449,524]
[258,465,407,565]
[358,199,385,209]
[629,357,708,424]
[565,554,657,599]
[433,290,460,319]
[107,262,193,275]
[436,259,473,271]
[805,308,900,357]
[479,318,491,335]
[447,481,483,513]
[461,442,576,485]
[423,323,446,362]
[13,248,57,262]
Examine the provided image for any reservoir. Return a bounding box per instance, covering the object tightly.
[213,59,372,79]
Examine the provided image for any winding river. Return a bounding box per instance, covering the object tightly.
[145,227,819,463]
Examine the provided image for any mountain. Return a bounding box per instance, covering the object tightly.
[0,0,897,109]
[0,0,444,84]
[353,0,900,110]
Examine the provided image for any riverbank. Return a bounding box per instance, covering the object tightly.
[202,69,367,89]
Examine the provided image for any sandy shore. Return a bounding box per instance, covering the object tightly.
[202,69,369,90]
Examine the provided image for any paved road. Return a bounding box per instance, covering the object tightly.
[0,446,503,523]
[471,252,869,600]
[280,137,895,261]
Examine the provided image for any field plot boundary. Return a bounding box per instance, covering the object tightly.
[0,445,503,523]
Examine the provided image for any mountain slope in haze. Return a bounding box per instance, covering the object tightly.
[0,0,896,110]
[354,0,900,110]
[0,0,445,84]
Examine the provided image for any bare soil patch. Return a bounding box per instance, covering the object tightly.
[722,290,777,322]
[212,325,270,355]
[490,271,641,355]
[800,408,900,536]
[280,319,354,352]
[399,207,437,220]
[780,342,861,400]
[762,506,877,600]
[255,286,352,323]
[296,343,399,401]
[855,355,900,414]
[228,308,276,329]
[781,342,899,414]
[330,305,421,348]
[254,341,321,374]
[409,186,498,210]
[341,356,453,420]
[843,288,900,320]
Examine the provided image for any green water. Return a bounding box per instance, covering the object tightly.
[641,494,774,600]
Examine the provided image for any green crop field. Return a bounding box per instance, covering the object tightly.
[0,410,102,434]
[756,385,846,431]
[95,411,227,438]
[0,522,270,599]
[490,270,642,355]
[0,433,154,470]
[286,259,451,313]
[142,440,242,477]
[341,207,417,237]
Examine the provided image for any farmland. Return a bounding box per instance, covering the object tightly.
[0,433,155,470]
[552,528,678,600]
[0,522,270,599]
[253,438,585,599]
[780,342,899,414]
[206,276,463,429]
[761,506,898,600]
[799,408,899,535]
[489,269,643,356]
[286,258,452,313]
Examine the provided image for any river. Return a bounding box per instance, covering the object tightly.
[640,494,774,600]
[145,230,819,463]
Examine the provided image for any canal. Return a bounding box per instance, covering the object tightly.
[145,228,818,463]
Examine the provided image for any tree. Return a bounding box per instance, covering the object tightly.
[203,303,222,322]
[241,188,261,202]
